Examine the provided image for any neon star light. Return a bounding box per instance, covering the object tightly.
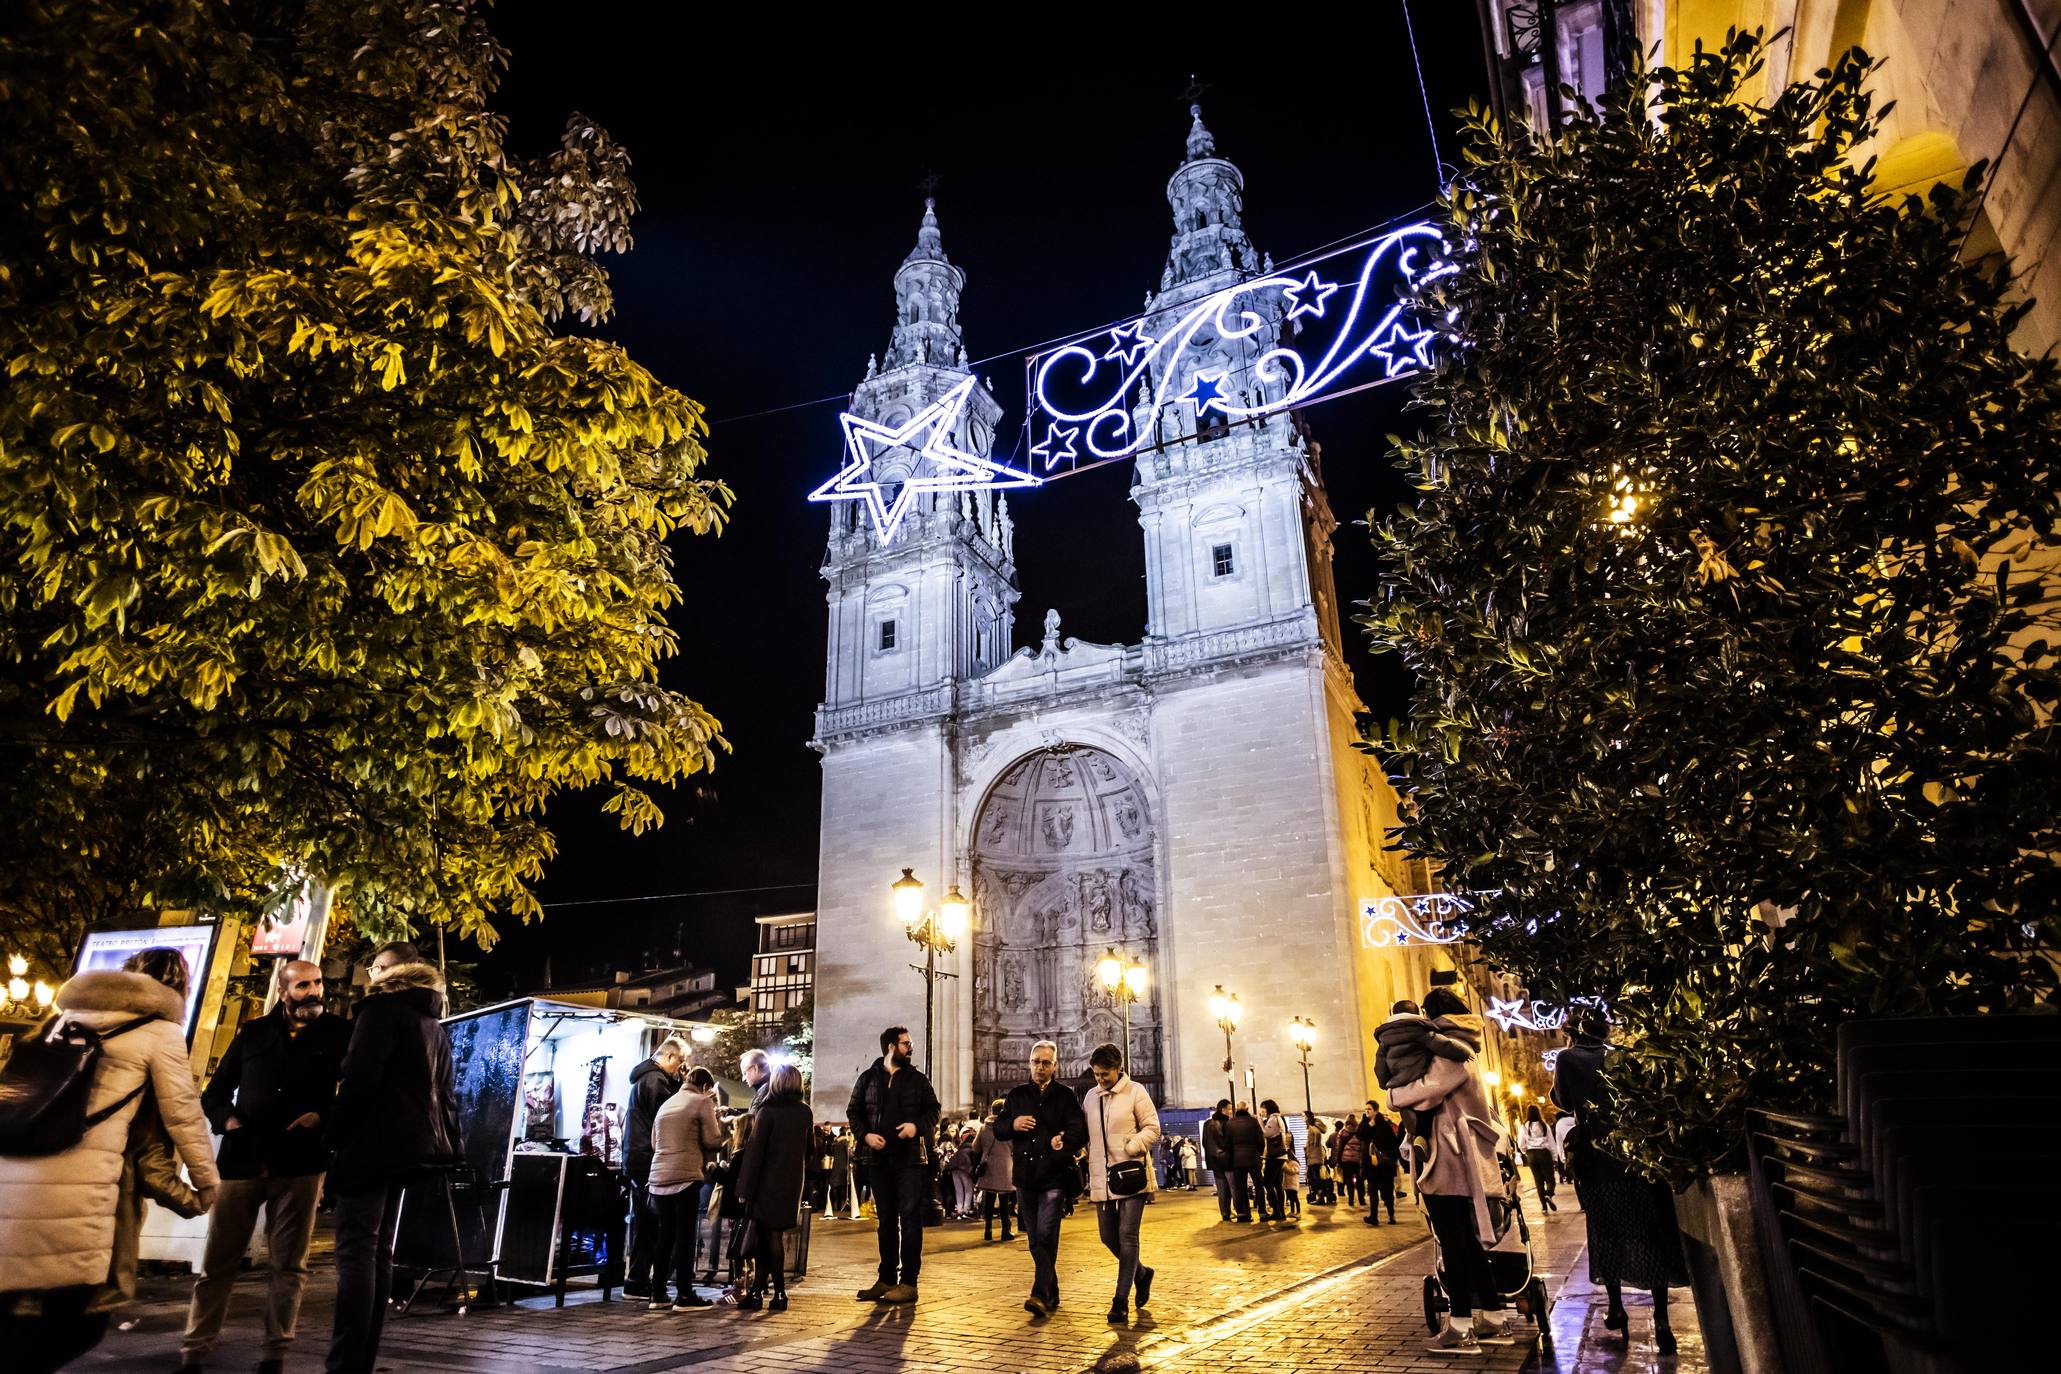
[1484,995,1613,1034]
[811,375,1041,543]
[1030,220,1452,466]
[1358,892,1474,948]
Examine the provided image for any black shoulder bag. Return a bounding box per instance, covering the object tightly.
[1099,1093,1148,1198]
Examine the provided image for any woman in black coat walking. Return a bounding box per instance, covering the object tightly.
[1551,1006,1688,1353]
[734,1062,813,1312]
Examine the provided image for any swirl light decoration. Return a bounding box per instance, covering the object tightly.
[1029,221,1450,469]
[1358,892,1474,948]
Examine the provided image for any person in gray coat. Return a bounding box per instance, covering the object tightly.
[972,1099,1015,1241]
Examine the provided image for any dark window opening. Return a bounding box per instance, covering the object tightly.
[1212,543,1236,578]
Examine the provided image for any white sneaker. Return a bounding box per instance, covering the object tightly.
[1472,1311,1511,1339]
[1428,1320,1481,1353]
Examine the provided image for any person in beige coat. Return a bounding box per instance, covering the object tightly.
[0,950,219,1372]
[1081,1042,1160,1326]
[645,1067,725,1310]
[1387,987,1512,1351]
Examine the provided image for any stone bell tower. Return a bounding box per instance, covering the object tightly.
[812,200,1013,1114]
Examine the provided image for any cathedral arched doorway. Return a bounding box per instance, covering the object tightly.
[969,745,1160,1105]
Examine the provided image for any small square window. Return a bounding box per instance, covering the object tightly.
[878,619,898,651]
[1211,543,1236,578]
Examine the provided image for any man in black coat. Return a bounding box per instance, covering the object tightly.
[324,943,462,1374]
[1227,1102,1264,1223]
[181,958,348,1374]
[992,1039,1088,1317]
[846,1026,939,1305]
[620,1038,686,1297]
[1200,1099,1235,1221]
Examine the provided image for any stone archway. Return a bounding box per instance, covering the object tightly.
[969,745,1160,1105]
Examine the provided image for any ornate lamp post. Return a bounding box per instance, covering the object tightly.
[1,953,55,1020]
[1096,949,1149,1065]
[1208,984,1241,1107]
[1288,1016,1317,1119]
[894,868,969,1073]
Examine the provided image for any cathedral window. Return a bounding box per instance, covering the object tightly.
[878,619,898,651]
[1211,542,1236,578]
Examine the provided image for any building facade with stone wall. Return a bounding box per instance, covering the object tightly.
[810,112,1453,1120]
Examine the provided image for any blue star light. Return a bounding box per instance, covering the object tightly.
[1102,321,1158,367]
[1282,270,1338,321]
[1181,369,1229,416]
[1369,320,1434,377]
[1031,422,1080,471]
[810,376,1041,543]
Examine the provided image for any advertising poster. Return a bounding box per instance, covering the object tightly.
[74,925,219,1039]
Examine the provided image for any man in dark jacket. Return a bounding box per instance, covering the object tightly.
[846,1026,939,1305]
[1227,1102,1264,1223]
[180,959,348,1374]
[621,1038,686,1297]
[325,943,462,1374]
[992,1039,1087,1317]
[1200,1099,1235,1221]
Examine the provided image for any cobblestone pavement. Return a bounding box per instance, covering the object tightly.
[80,1184,1705,1373]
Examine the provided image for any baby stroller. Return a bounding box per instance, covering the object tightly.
[1421,1147,1551,1337]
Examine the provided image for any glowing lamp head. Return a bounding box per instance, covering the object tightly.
[1509,1082,1526,1100]
[32,980,53,1008]
[1098,951,1123,991]
[891,868,925,926]
[689,1025,719,1045]
[5,954,24,978]
[1289,1016,1317,1051]
[939,884,970,942]
[6,976,27,1003]
[1483,1069,1503,1089]
[1123,961,1150,998]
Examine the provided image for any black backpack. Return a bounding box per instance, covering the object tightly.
[0,1013,154,1157]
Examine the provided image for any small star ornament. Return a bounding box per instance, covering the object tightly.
[1181,369,1229,416]
[811,376,1040,543]
[1282,270,1339,321]
[1103,321,1158,367]
[1369,319,1434,377]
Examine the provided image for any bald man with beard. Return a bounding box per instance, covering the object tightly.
[180,959,349,1374]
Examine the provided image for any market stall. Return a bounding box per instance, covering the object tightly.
[397,996,717,1306]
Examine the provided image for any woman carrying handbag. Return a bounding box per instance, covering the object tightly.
[1081,1042,1160,1326]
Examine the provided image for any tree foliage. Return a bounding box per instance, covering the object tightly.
[0,0,730,958]
[1362,32,2061,1183]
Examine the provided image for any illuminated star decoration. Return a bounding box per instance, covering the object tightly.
[810,376,1041,544]
[1369,320,1434,377]
[1181,369,1229,416]
[1031,422,1079,472]
[1486,996,1539,1033]
[1103,321,1158,367]
[1282,270,1338,321]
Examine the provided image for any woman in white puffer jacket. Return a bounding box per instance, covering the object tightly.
[1082,1041,1161,1327]
[0,949,219,1370]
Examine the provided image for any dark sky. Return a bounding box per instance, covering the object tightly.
[481,6,1492,995]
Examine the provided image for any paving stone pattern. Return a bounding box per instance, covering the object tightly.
[80,1185,1705,1373]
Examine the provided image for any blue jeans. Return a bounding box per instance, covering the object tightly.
[869,1162,927,1285]
[1019,1187,1068,1304]
[1096,1195,1147,1306]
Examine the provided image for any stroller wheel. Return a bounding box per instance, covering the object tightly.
[1423,1274,1448,1333]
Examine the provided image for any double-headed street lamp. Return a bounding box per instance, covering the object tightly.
[1208,984,1240,1107]
[892,868,969,1073]
[1096,949,1150,1064]
[2,953,54,1020]
[1288,1015,1317,1119]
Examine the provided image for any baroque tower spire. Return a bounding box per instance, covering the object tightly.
[885,198,966,372]
[1162,104,1258,290]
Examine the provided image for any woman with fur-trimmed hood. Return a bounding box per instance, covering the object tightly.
[325,941,462,1374]
[0,948,219,1371]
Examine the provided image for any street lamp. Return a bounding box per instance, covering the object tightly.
[1208,985,1240,1107]
[2,952,55,1019]
[1096,949,1149,1066]
[1288,1016,1317,1119]
[895,868,969,1074]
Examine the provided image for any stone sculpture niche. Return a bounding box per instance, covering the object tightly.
[969,746,1161,1105]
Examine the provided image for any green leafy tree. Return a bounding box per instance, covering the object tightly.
[1363,31,2061,1183]
[0,0,729,959]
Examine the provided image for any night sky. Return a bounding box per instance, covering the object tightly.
[481,7,1492,996]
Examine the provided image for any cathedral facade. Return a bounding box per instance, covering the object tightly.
[811,111,1441,1118]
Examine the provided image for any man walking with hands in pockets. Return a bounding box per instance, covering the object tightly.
[993,1040,1088,1317]
[847,1026,939,1305]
